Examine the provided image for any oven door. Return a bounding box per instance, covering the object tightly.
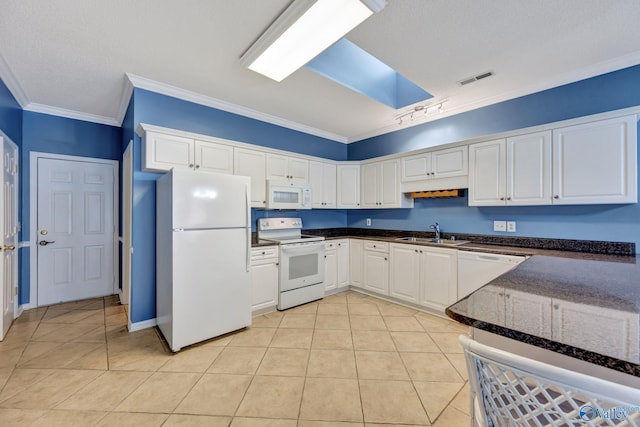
[279,241,325,292]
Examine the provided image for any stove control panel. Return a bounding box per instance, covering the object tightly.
[258,218,303,230]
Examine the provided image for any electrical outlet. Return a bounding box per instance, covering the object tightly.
[366,218,371,226]
[507,221,516,232]
[493,220,506,232]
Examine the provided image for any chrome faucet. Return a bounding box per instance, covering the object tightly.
[430,222,441,240]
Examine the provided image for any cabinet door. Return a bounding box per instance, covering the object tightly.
[402,152,432,182]
[380,160,400,207]
[432,146,468,178]
[349,239,363,288]
[266,153,289,180]
[289,157,309,181]
[251,259,278,312]
[309,161,336,208]
[389,244,420,303]
[420,247,457,311]
[337,164,360,208]
[468,139,506,206]
[363,250,389,295]
[234,148,266,207]
[505,290,552,339]
[309,161,325,208]
[324,250,338,291]
[361,163,379,208]
[195,140,233,174]
[144,132,194,172]
[552,115,637,205]
[506,131,551,205]
[322,162,337,208]
[336,240,350,289]
[552,300,639,362]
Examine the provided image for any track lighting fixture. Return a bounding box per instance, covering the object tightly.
[395,100,448,125]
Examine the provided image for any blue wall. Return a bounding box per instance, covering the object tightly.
[129,88,348,323]
[0,79,22,145]
[18,112,121,304]
[348,65,640,252]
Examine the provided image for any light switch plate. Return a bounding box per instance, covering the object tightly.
[507,221,516,232]
[366,218,371,226]
[493,220,507,232]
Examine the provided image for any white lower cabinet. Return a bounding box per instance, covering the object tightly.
[363,241,389,295]
[324,239,349,293]
[419,246,458,312]
[388,243,457,312]
[389,244,421,304]
[250,247,278,312]
[349,239,364,289]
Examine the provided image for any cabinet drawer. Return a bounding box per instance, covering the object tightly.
[325,239,348,251]
[364,240,388,253]
[251,247,278,263]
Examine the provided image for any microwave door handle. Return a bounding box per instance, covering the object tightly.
[245,183,251,273]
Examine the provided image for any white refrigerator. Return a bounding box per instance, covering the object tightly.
[156,169,252,352]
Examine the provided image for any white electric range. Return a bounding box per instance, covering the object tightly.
[257,218,325,310]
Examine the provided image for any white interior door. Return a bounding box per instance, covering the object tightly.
[0,136,18,340]
[37,158,115,306]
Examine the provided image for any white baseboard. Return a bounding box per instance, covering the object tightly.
[128,318,157,332]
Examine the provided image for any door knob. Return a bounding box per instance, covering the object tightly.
[39,240,55,246]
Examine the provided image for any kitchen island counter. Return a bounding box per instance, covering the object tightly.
[446,254,640,378]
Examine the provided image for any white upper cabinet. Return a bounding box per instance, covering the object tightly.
[552,115,637,205]
[143,131,234,174]
[506,131,552,205]
[469,131,552,206]
[194,140,234,174]
[468,138,506,206]
[234,148,267,207]
[361,159,413,209]
[266,153,309,182]
[309,161,337,208]
[402,146,468,181]
[143,132,195,172]
[337,163,360,208]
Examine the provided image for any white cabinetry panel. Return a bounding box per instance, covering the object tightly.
[337,164,360,208]
[234,148,266,207]
[552,115,637,204]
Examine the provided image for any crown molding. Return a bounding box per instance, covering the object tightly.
[115,75,135,125]
[0,52,29,108]
[23,103,120,126]
[348,51,640,143]
[125,73,349,143]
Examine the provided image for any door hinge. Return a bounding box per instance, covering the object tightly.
[14,287,17,296]
[13,163,18,174]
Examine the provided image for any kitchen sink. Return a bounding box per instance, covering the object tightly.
[395,236,470,246]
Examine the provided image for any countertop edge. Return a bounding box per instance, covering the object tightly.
[445,308,640,377]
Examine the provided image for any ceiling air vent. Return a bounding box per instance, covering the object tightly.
[458,71,494,86]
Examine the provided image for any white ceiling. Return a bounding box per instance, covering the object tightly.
[1,0,639,143]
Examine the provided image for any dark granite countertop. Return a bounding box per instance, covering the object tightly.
[446,255,640,377]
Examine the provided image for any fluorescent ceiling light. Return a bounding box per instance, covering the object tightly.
[240,0,387,82]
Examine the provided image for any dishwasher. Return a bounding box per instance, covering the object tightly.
[457,251,526,299]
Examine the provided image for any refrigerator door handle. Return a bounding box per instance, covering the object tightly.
[245,183,251,273]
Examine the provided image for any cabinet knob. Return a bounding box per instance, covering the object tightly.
[554,195,559,199]
[324,255,327,258]
[500,197,504,201]
[384,257,387,261]
[276,262,279,266]
[415,249,418,253]
[195,165,200,169]
[419,250,423,253]
[261,251,265,255]
[553,304,559,309]
[507,197,511,200]
[189,164,194,168]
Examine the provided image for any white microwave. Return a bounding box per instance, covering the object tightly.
[266,180,312,210]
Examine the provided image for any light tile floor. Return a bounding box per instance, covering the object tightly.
[0,291,471,426]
